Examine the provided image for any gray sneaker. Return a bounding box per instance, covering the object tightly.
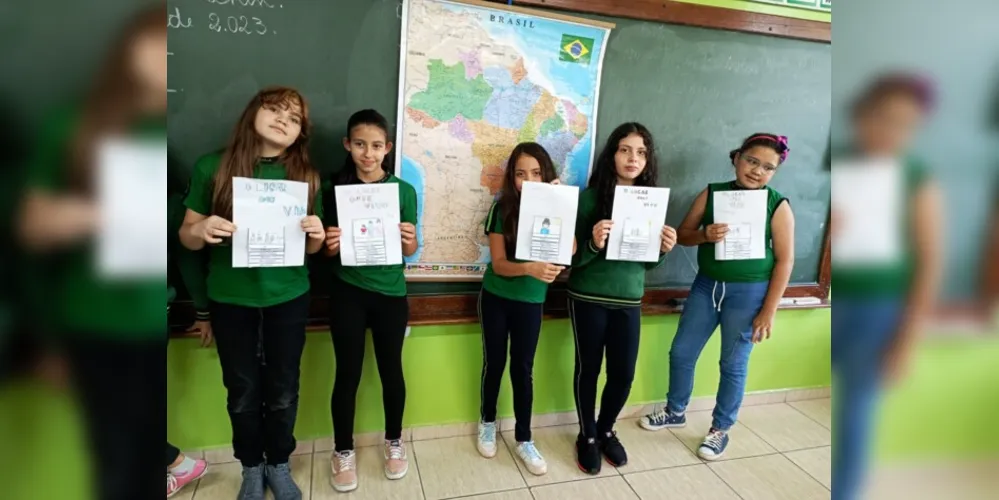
[265,463,303,500]
[237,464,266,500]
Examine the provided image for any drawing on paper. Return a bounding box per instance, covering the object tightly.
[620,218,651,260]
[530,216,562,261]
[353,218,388,265]
[247,228,287,267]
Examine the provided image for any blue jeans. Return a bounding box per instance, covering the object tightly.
[666,274,770,431]
[831,298,902,500]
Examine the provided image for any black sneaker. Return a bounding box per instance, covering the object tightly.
[599,431,627,467]
[575,435,601,475]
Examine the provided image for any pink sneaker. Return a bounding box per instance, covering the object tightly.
[167,458,208,498]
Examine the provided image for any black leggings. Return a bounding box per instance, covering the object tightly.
[329,279,409,451]
[567,298,641,439]
[478,289,543,442]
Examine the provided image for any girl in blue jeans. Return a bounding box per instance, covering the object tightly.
[829,74,940,500]
[640,133,795,460]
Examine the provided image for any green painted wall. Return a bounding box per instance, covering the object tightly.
[167,309,832,449]
[675,0,832,22]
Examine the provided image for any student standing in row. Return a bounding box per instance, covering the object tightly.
[641,133,794,461]
[324,110,419,493]
[829,75,941,500]
[476,142,576,475]
[569,123,677,474]
[180,87,325,500]
[17,7,168,499]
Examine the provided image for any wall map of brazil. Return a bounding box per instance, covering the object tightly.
[397,0,612,279]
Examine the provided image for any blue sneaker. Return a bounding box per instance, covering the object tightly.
[697,428,729,461]
[265,463,302,500]
[639,404,687,431]
[237,464,266,500]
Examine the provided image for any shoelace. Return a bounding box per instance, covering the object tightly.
[649,406,669,424]
[703,430,726,450]
[335,451,356,472]
[479,423,496,442]
[519,442,542,461]
[167,473,178,492]
[387,440,406,460]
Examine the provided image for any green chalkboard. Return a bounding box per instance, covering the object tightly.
[166,0,831,297]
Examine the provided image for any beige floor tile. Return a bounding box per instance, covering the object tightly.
[708,455,829,500]
[623,464,741,500]
[192,461,242,498]
[667,410,776,461]
[863,460,999,500]
[293,439,315,456]
[413,435,526,499]
[789,398,832,429]
[530,475,639,500]
[737,404,831,452]
[457,490,535,500]
[612,418,701,472]
[264,454,313,500]
[412,422,479,442]
[740,390,788,407]
[785,446,831,489]
[204,446,237,464]
[181,449,205,460]
[785,387,831,402]
[312,445,425,499]
[501,424,619,486]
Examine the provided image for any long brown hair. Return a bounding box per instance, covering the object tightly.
[210,87,319,220]
[498,142,558,255]
[70,4,166,192]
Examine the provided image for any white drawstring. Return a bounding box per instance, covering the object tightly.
[711,280,727,312]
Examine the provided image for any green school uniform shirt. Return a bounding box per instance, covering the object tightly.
[697,181,788,283]
[832,157,930,298]
[568,188,666,307]
[26,106,167,338]
[481,201,549,304]
[325,174,418,297]
[183,152,323,308]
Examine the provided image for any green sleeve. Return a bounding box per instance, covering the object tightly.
[484,202,502,235]
[184,154,218,215]
[313,182,325,221]
[572,190,602,268]
[401,183,418,225]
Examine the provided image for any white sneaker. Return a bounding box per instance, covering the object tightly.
[516,441,547,476]
[477,422,497,458]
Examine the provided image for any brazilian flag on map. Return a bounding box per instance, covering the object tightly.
[559,34,594,64]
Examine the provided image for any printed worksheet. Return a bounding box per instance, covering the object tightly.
[514,181,579,265]
[831,158,903,264]
[336,183,402,266]
[713,190,767,261]
[97,138,167,278]
[607,185,670,262]
[232,177,309,268]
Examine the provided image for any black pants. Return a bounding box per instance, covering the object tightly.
[567,298,641,439]
[166,442,182,468]
[211,292,309,467]
[65,336,165,500]
[478,289,543,442]
[329,279,408,451]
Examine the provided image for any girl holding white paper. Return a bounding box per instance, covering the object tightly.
[322,109,418,492]
[829,74,941,500]
[180,87,324,500]
[641,133,794,463]
[568,123,677,474]
[476,142,575,476]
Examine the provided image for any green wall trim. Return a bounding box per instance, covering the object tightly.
[674,0,831,23]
